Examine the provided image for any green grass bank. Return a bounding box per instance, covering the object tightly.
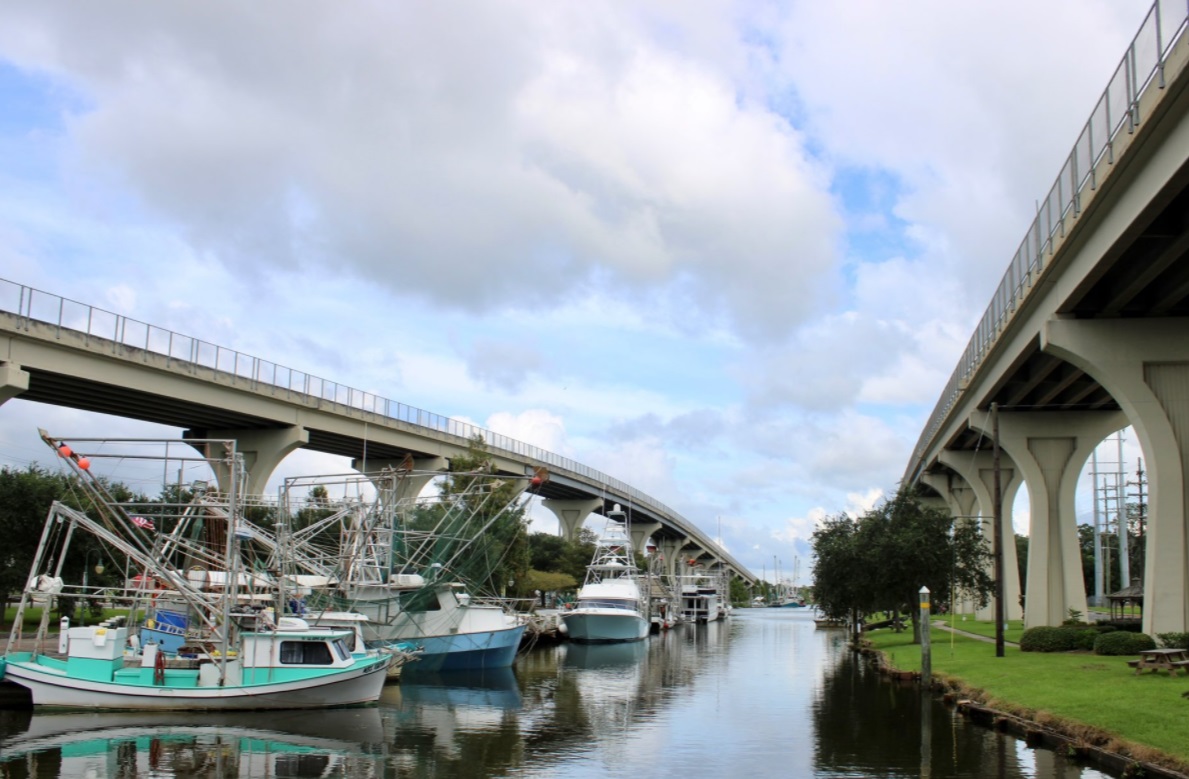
[865,622,1189,773]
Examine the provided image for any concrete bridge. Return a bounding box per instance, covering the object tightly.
[906,2,1189,634]
[0,282,756,586]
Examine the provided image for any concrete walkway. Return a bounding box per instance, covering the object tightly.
[932,619,1020,647]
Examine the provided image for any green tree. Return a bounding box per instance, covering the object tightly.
[0,465,142,620]
[728,576,751,606]
[859,492,993,640]
[812,492,994,642]
[811,512,872,624]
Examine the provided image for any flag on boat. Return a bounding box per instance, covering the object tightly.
[131,515,155,531]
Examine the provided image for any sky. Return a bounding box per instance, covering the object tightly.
[0,1,1159,583]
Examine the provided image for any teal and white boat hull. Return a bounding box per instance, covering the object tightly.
[3,624,390,711]
[2,651,389,711]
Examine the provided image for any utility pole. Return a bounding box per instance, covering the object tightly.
[1116,433,1130,588]
[1128,458,1148,586]
[1091,448,1104,605]
[992,402,1005,658]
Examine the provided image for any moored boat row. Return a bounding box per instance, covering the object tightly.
[0,431,535,711]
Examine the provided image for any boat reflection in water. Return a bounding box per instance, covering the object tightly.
[0,708,387,777]
[562,639,648,669]
[391,667,522,710]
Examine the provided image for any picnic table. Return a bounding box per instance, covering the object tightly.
[1128,647,1189,675]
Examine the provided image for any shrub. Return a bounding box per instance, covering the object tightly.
[1068,628,1100,652]
[1156,632,1189,650]
[1021,626,1081,652]
[1094,630,1156,655]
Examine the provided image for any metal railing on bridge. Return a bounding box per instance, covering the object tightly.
[0,277,682,525]
[907,0,1189,483]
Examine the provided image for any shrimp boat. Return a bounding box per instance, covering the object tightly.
[561,506,651,643]
[276,467,529,674]
[0,432,391,710]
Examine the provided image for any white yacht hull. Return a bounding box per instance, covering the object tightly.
[561,610,650,643]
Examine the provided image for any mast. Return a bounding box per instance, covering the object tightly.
[218,441,241,684]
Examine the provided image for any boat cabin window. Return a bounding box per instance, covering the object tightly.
[279,640,335,665]
[578,598,638,611]
[333,639,352,661]
[398,589,442,613]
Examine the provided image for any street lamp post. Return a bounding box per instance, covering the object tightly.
[82,550,105,626]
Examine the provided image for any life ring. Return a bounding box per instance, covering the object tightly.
[153,650,166,685]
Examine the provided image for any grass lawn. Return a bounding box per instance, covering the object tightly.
[866,625,1189,768]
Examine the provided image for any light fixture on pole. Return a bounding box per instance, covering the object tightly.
[82,549,105,626]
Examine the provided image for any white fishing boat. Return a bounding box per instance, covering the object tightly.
[561,506,650,643]
[0,432,391,711]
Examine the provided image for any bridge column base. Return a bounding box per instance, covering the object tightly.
[184,426,309,497]
[542,498,603,541]
[0,362,29,405]
[353,456,448,501]
[1044,318,1189,634]
[969,409,1125,629]
[629,521,662,558]
[938,450,1024,622]
[657,537,688,580]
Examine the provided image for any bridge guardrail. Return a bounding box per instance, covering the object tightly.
[0,277,690,533]
[907,0,1189,483]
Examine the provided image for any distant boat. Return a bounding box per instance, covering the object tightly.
[561,506,651,643]
[678,566,725,623]
[773,597,806,608]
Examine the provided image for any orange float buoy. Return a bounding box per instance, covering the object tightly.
[77,457,91,470]
[58,444,72,458]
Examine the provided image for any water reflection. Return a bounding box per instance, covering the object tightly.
[0,613,1127,778]
[0,708,387,777]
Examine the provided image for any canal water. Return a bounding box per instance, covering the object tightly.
[0,609,1117,778]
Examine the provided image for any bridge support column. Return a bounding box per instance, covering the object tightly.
[657,537,688,579]
[938,450,1024,622]
[920,472,982,617]
[1043,318,1189,634]
[969,408,1126,628]
[0,362,29,405]
[542,498,603,541]
[352,456,448,502]
[185,426,309,497]
[628,521,662,558]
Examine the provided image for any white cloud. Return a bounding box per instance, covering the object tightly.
[0,0,1155,577]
